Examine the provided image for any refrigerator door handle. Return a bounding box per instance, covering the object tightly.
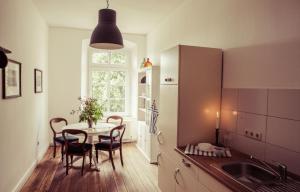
[157,131,163,144]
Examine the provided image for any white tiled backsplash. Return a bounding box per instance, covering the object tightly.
[220,88,300,175]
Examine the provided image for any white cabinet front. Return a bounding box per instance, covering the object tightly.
[160,46,179,85]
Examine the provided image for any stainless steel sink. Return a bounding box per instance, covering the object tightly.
[221,162,278,185]
[212,161,300,192]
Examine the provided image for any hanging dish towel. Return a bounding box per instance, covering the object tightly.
[149,100,159,134]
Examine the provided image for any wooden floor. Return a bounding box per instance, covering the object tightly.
[21,143,160,192]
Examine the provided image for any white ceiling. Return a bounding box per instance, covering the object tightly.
[33,0,185,34]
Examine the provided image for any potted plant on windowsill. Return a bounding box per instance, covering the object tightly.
[71,97,103,128]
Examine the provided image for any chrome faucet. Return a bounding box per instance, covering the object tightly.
[250,155,287,181]
[277,163,288,181]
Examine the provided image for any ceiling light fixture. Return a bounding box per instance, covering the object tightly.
[0,47,11,69]
[90,0,123,50]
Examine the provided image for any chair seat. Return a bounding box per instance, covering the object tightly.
[95,140,121,150]
[54,135,78,144]
[67,143,93,154]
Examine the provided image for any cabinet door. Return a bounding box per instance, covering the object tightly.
[198,167,232,192]
[158,151,176,192]
[175,166,210,192]
[160,46,179,85]
[136,123,142,149]
[137,122,146,154]
[158,85,179,160]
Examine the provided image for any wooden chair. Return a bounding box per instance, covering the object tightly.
[98,115,123,141]
[95,124,126,170]
[50,118,79,161]
[62,129,93,176]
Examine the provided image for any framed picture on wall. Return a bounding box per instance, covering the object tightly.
[34,69,43,93]
[2,59,22,99]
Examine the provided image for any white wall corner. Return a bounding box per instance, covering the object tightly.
[13,145,48,192]
[38,144,50,161]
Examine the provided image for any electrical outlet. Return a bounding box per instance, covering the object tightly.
[244,130,262,141]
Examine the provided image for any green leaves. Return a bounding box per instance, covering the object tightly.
[91,71,126,113]
[92,51,126,65]
[71,97,104,124]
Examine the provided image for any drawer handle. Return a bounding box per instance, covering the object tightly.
[157,153,161,166]
[182,159,191,167]
[174,168,180,184]
[156,131,163,144]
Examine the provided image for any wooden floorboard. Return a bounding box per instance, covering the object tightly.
[21,143,159,192]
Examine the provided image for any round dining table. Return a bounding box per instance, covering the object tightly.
[62,122,116,171]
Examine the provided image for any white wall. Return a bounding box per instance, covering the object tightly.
[147,0,300,88]
[0,0,49,191]
[49,27,146,123]
[49,27,89,123]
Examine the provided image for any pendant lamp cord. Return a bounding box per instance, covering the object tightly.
[106,0,110,8]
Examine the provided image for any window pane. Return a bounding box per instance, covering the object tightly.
[111,52,126,65]
[91,71,108,101]
[109,99,125,112]
[92,83,107,100]
[100,101,109,112]
[92,71,109,82]
[91,70,126,113]
[110,86,125,98]
[110,71,126,85]
[92,52,109,64]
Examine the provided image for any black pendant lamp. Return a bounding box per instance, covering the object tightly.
[90,0,123,50]
[0,47,11,69]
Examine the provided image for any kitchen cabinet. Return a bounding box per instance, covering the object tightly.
[175,156,231,192]
[175,156,204,192]
[158,45,222,149]
[160,46,179,85]
[197,166,232,192]
[157,85,180,160]
[158,150,231,192]
[175,167,209,192]
[175,161,210,192]
[158,45,223,192]
[157,152,176,192]
[177,45,222,146]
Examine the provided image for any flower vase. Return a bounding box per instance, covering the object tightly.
[87,119,93,128]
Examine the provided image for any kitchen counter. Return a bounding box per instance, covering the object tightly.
[175,146,300,192]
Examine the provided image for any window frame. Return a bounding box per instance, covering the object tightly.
[88,49,130,116]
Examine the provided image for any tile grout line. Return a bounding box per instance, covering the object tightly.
[264,89,270,161]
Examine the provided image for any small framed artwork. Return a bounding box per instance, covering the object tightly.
[34,69,43,93]
[2,59,22,99]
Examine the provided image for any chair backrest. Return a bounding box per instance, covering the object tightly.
[106,115,123,125]
[50,117,68,136]
[62,129,87,152]
[110,124,126,143]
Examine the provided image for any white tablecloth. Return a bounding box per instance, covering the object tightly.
[62,122,116,136]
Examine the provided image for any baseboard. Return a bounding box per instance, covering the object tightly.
[37,144,49,161]
[12,160,37,192]
[122,139,136,143]
[136,144,151,162]
[12,144,49,192]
